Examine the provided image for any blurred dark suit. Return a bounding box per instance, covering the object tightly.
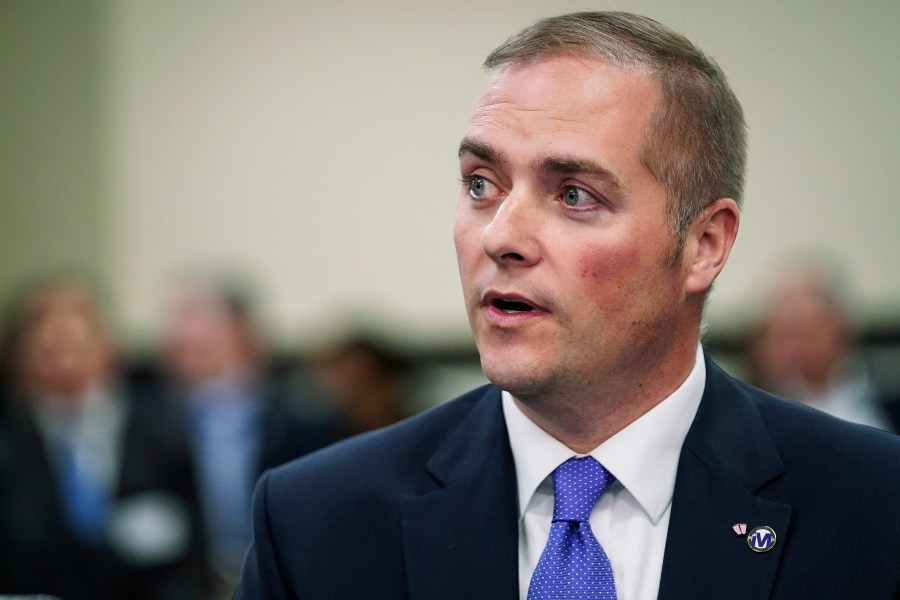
[176,379,338,580]
[885,394,900,434]
[256,395,338,473]
[0,387,208,600]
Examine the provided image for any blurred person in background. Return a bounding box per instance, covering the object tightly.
[0,274,208,600]
[313,336,411,439]
[746,259,896,432]
[161,274,335,595]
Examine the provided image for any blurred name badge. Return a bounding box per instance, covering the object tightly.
[108,491,191,566]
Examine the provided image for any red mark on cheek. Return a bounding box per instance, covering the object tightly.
[577,247,641,281]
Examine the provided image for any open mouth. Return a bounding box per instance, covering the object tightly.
[493,298,535,314]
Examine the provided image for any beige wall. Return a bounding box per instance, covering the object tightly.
[3,0,899,348]
[0,1,107,306]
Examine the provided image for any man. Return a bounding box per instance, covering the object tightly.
[746,259,895,432]
[162,276,335,594]
[236,12,900,599]
[0,275,208,600]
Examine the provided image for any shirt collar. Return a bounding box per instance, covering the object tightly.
[188,371,260,409]
[34,383,122,441]
[503,344,706,525]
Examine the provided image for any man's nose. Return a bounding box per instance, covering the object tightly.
[480,192,541,267]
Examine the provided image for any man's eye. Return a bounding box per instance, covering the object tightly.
[562,186,595,207]
[468,175,491,198]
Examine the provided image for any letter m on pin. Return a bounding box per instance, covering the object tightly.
[747,526,777,553]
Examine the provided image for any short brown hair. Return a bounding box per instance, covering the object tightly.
[485,11,747,250]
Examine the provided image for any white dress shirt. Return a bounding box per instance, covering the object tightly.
[34,384,127,496]
[503,345,706,600]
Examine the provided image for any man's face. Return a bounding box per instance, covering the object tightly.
[163,293,246,386]
[454,55,694,403]
[24,302,111,402]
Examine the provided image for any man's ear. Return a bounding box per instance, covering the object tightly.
[684,198,740,295]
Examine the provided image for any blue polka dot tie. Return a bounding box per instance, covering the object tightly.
[527,456,618,599]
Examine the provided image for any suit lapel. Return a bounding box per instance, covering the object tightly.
[659,358,791,600]
[402,386,519,600]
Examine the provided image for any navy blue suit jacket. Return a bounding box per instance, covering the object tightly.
[236,356,900,599]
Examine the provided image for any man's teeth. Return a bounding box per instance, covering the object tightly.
[496,299,533,313]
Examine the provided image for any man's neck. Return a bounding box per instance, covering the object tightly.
[511,345,700,453]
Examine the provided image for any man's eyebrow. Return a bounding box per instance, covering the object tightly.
[458,138,506,167]
[457,140,623,190]
[540,157,623,191]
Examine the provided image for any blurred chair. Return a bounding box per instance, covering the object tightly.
[161,275,335,595]
[745,260,895,432]
[0,275,208,600]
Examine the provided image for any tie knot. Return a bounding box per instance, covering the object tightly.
[551,456,615,523]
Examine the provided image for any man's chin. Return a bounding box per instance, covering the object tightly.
[480,358,552,398]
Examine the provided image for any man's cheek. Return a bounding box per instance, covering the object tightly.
[577,247,641,283]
